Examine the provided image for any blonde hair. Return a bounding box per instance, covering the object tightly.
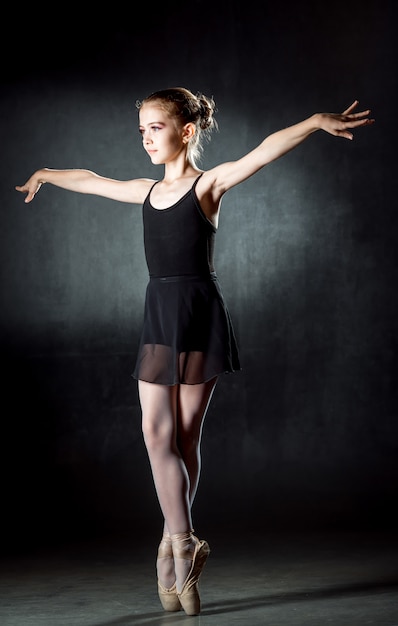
[136,87,218,167]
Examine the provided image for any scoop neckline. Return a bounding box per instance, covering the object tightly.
[148,173,203,211]
[148,186,192,211]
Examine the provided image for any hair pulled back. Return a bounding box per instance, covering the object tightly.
[136,87,218,167]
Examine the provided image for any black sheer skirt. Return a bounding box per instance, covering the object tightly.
[132,273,241,385]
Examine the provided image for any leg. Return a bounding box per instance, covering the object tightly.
[171,379,216,612]
[139,380,191,535]
[171,379,217,614]
[139,377,217,537]
[176,377,218,507]
[139,380,189,605]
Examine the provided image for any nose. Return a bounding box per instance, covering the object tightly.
[142,130,152,144]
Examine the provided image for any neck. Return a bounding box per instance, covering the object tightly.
[163,161,200,184]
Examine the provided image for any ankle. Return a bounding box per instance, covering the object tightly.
[158,532,173,559]
[171,531,197,560]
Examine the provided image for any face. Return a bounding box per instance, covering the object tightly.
[138,104,184,165]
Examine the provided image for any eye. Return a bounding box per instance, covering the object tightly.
[151,125,162,132]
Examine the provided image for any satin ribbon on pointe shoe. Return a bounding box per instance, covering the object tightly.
[171,532,210,616]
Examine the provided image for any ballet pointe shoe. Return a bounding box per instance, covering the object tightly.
[157,534,181,612]
[157,581,181,612]
[171,531,210,616]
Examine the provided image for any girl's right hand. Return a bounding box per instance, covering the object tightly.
[15,173,43,203]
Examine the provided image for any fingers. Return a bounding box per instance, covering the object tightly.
[15,181,42,203]
[352,116,374,126]
[337,115,374,140]
[338,130,354,141]
[15,184,30,203]
[336,101,375,139]
[349,110,373,121]
[342,100,373,122]
[342,100,359,115]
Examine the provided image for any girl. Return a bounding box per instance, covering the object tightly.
[15,87,374,615]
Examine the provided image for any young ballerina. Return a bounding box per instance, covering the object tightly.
[15,87,374,615]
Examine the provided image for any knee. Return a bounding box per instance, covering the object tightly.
[142,418,174,453]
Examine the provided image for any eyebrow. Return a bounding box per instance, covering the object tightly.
[138,121,166,128]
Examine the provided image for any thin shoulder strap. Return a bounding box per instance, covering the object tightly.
[192,172,204,190]
[149,179,159,192]
[144,179,159,203]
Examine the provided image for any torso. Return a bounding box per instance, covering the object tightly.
[143,174,216,278]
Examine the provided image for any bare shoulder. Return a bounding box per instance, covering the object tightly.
[124,177,157,204]
[195,169,220,200]
[195,169,224,226]
[196,163,239,201]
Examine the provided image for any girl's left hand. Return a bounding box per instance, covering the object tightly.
[319,100,375,140]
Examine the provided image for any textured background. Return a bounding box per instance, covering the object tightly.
[1,0,396,549]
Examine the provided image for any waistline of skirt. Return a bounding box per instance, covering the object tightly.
[149,272,218,283]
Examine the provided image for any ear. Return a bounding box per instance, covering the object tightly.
[182,123,196,143]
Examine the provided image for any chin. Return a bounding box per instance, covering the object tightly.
[149,156,162,165]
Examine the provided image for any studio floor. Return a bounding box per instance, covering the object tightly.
[1,528,397,626]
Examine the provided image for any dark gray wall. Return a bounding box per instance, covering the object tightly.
[1,0,396,549]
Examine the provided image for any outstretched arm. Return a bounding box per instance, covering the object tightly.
[15,167,154,204]
[208,100,375,196]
